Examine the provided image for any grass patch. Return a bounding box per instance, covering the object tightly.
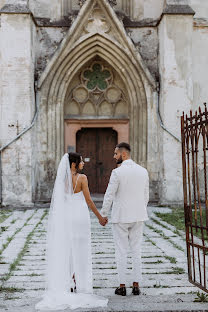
[155,208,208,240]
[194,291,208,302]
[144,266,185,275]
[164,255,177,264]
[0,210,37,256]
[146,224,184,252]
[153,282,170,288]
[142,255,163,258]
[151,217,184,239]
[0,226,9,233]
[0,286,24,293]
[144,235,156,247]
[4,296,21,300]
[171,267,185,274]
[1,210,48,285]
[144,260,163,264]
[155,209,185,231]
[25,273,42,277]
[0,211,11,224]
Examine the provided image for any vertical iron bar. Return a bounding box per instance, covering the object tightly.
[204,104,208,236]
[185,121,195,282]
[0,151,2,206]
[181,113,192,280]
[197,108,206,245]
[190,111,198,232]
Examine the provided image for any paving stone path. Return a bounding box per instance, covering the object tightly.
[0,205,207,311]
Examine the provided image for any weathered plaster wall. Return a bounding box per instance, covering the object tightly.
[128,27,159,81]
[35,27,68,79]
[190,0,208,19]
[29,0,62,20]
[0,0,6,9]
[0,13,35,205]
[158,14,193,204]
[143,0,164,20]
[192,27,208,110]
[145,85,161,202]
[27,0,165,22]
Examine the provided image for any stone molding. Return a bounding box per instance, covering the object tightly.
[194,18,208,28]
[162,4,195,15]
[78,0,117,8]
[0,3,31,13]
[64,118,129,151]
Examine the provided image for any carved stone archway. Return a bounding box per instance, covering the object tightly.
[41,34,147,162]
[35,0,156,201]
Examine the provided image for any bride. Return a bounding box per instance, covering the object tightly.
[35,153,108,310]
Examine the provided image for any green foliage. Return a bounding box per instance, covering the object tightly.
[155,209,185,232]
[155,208,208,240]
[164,255,177,264]
[0,286,24,293]
[0,226,9,232]
[0,210,11,224]
[1,210,48,284]
[194,291,208,302]
[146,223,184,252]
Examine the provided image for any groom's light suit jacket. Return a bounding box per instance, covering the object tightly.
[101,159,149,223]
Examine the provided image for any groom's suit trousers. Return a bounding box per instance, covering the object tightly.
[112,221,143,285]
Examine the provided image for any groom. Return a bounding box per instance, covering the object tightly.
[100,142,149,296]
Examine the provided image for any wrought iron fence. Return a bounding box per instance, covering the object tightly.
[181,103,208,293]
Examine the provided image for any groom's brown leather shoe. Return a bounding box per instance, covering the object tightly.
[132,286,141,295]
[115,286,126,296]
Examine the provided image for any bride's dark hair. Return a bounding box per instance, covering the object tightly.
[68,152,81,170]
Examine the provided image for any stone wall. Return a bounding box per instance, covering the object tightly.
[0,11,36,206]
[190,0,208,19]
[128,27,159,81]
[192,25,208,110]
[35,27,69,80]
[158,13,194,204]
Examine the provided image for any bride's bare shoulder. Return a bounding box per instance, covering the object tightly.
[80,174,88,181]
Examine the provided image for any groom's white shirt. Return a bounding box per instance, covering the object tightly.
[100,159,149,223]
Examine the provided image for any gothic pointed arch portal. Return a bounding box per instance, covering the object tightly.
[35,0,157,201]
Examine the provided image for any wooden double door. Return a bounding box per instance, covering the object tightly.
[76,128,117,193]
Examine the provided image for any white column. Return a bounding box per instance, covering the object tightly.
[158,12,194,204]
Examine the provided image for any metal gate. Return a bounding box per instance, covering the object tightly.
[181,104,208,293]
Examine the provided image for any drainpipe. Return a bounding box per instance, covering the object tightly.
[156,91,181,143]
[0,80,38,206]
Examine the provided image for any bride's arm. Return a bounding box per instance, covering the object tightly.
[81,175,108,226]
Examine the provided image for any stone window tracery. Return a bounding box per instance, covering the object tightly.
[65,61,129,118]
[83,63,111,91]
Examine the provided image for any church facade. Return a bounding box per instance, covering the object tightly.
[0,0,207,206]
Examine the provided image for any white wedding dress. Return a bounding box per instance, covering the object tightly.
[35,154,108,310]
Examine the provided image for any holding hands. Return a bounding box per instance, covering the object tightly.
[99,216,108,227]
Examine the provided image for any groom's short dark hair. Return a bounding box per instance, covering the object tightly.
[116,142,131,152]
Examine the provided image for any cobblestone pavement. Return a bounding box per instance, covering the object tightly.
[0,205,207,311]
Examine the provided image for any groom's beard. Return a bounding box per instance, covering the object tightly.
[116,156,123,165]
